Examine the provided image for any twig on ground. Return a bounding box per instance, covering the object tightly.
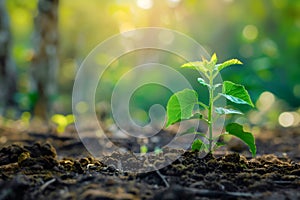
[155,169,169,188]
[181,187,260,198]
[40,178,56,192]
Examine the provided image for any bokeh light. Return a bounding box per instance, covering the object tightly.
[242,25,258,41]
[75,101,89,114]
[256,91,275,112]
[278,112,294,127]
[136,0,153,10]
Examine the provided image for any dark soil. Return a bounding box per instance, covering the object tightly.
[0,125,299,200]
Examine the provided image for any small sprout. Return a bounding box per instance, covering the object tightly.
[51,114,75,133]
[140,145,148,154]
[154,147,163,154]
[191,139,205,151]
[20,112,31,126]
[166,53,256,157]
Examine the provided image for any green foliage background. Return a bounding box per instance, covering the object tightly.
[4,0,300,127]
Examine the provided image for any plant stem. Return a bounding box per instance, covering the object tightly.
[208,72,214,152]
[197,102,208,110]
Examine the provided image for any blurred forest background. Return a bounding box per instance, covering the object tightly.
[0,0,299,131]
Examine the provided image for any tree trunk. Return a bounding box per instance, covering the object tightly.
[31,0,59,120]
[0,0,17,115]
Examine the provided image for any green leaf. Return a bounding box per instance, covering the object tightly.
[181,62,208,74]
[210,53,218,65]
[181,53,218,73]
[215,107,243,115]
[216,59,242,71]
[220,94,249,105]
[225,123,256,157]
[166,89,198,127]
[171,113,203,126]
[197,78,221,93]
[192,139,205,151]
[197,78,210,88]
[204,53,217,71]
[221,81,254,107]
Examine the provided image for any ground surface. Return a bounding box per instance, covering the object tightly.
[0,124,299,200]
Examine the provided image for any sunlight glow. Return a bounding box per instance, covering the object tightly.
[159,31,174,45]
[136,0,153,10]
[119,22,135,33]
[223,0,234,3]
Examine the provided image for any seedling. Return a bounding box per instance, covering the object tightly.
[166,54,256,157]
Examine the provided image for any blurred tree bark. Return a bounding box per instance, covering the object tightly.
[0,0,17,115]
[31,0,59,120]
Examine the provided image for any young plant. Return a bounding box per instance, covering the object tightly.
[166,53,256,157]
